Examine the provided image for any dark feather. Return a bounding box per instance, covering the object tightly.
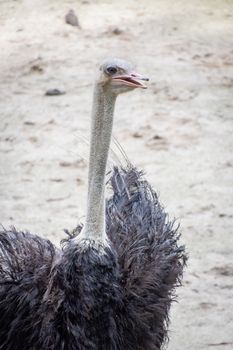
[106,167,186,349]
[0,166,186,350]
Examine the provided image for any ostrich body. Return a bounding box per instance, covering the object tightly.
[0,59,186,350]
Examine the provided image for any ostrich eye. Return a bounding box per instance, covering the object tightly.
[106,66,118,75]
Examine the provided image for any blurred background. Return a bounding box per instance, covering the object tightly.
[0,0,233,349]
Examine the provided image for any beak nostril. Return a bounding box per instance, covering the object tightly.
[131,73,149,81]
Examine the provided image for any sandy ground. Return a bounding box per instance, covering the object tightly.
[1,0,233,349]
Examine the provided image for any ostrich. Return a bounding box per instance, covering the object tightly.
[0,58,186,350]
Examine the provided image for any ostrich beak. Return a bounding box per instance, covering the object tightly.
[112,72,149,89]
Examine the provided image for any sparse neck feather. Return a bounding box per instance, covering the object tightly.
[80,82,116,242]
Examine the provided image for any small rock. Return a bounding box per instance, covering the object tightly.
[192,54,201,60]
[30,64,43,73]
[50,178,63,182]
[225,161,233,167]
[146,134,167,151]
[152,134,163,140]
[76,178,83,185]
[5,136,15,142]
[105,26,124,36]
[47,197,68,202]
[204,53,213,58]
[45,88,66,96]
[132,131,143,138]
[59,160,86,168]
[59,161,72,167]
[24,121,35,126]
[65,9,81,28]
[111,26,123,35]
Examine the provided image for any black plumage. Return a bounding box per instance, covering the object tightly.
[0,167,186,350]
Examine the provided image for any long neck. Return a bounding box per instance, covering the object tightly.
[82,83,116,241]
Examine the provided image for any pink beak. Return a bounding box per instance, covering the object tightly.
[112,71,149,89]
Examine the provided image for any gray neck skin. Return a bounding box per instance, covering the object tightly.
[80,82,116,242]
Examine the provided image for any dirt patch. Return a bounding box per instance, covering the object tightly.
[0,1,233,349]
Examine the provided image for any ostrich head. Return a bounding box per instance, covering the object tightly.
[97,58,149,94]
